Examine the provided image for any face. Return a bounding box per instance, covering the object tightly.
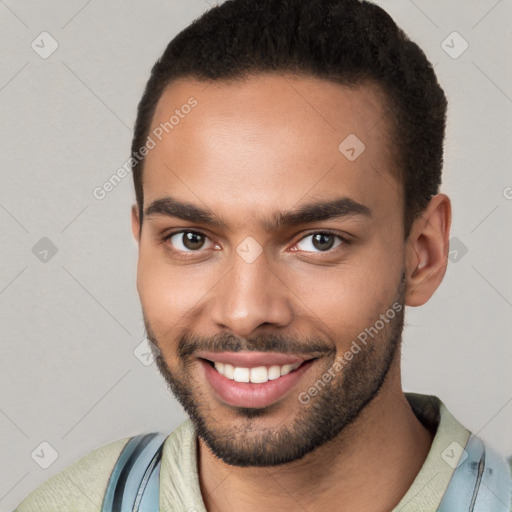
[133,74,409,467]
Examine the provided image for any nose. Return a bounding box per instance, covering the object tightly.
[209,249,294,338]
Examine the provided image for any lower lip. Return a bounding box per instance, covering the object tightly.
[199,358,316,409]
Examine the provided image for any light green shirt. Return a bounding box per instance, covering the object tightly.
[14,392,512,511]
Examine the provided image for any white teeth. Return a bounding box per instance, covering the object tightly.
[223,363,234,379]
[280,364,294,376]
[268,365,281,380]
[213,361,302,383]
[233,367,250,382]
[250,366,268,383]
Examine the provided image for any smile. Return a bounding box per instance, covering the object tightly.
[196,351,318,408]
[210,360,302,383]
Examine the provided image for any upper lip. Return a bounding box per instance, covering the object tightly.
[196,351,316,368]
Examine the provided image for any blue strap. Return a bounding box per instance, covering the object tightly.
[437,434,512,511]
[101,432,168,512]
[473,442,512,511]
[103,431,511,511]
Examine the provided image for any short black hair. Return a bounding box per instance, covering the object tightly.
[132,0,447,239]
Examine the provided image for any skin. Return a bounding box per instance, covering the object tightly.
[131,74,451,511]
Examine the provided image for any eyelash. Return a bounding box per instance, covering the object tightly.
[162,229,350,260]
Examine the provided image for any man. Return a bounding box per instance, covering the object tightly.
[15,0,512,510]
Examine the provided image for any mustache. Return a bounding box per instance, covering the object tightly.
[176,331,335,360]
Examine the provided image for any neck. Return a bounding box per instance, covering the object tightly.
[198,372,434,512]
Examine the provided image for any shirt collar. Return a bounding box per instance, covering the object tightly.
[158,392,471,511]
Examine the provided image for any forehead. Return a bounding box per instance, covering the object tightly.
[142,73,401,229]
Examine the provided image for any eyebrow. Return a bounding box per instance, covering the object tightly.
[144,195,372,231]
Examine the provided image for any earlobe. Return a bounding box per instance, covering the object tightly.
[131,204,141,243]
[405,194,452,307]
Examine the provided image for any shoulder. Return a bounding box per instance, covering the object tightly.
[508,455,512,512]
[14,436,132,512]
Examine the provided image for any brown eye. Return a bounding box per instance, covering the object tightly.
[295,232,345,253]
[166,231,213,252]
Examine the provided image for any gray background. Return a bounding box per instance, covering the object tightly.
[1,0,511,509]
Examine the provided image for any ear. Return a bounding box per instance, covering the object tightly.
[131,203,141,243]
[405,193,452,307]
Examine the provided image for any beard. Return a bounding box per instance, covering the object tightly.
[144,271,406,468]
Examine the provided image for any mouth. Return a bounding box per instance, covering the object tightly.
[197,352,318,408]
[201,358,309,383]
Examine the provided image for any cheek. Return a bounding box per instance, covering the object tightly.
[290,243,403,347]
[137,248,180,329]
[136,245,213,335]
